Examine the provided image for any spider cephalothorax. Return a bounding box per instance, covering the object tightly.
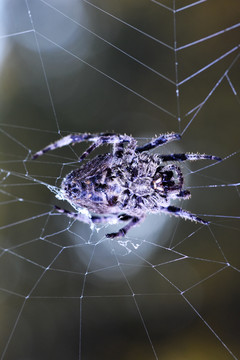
[32,132,221,238]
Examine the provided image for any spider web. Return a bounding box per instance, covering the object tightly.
[0,0,239,359]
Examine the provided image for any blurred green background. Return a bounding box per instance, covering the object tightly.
[0,0,239,359]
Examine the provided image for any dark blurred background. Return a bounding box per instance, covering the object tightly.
[0,0,239,359]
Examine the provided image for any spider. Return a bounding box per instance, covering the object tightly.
[32,132,221,238]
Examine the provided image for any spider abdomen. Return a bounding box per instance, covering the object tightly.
[61,154,123,213]
[61,154,159,213]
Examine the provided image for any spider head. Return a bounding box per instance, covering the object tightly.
[152,170,174,191]
[153,165,190,199]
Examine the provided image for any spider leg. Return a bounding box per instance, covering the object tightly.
[78,134,136,162]
[32,132,136,160]
[176,190,191,199]
[159,205,209,225]
[54,205,121,225]
[106,215,144,238]
[159,153,222,162]
[54,206,92,225]
[78,143,98,162]
[136,133,181,152]
[54,206,134,227]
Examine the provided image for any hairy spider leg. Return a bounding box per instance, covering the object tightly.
[176,190,191,199]
[78,142,98,162]
[159,153,222,162]
[32,133,136,160]
[55,206,145,238]
[54,206,135,229]
[136,133,181,152]
[55,205,122,225]
[54,205,92,226]
[106,215,144,238]
[78,133,137,162]
[159,205,209,225]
